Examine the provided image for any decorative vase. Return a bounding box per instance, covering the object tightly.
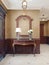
[29,33,32,40]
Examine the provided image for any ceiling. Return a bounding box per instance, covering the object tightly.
[1,0,49,10]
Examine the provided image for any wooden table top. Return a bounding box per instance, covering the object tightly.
[12,39,36,46]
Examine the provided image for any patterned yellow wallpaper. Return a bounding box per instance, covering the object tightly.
[5,10,40,39]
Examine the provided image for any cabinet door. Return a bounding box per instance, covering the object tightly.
[0,16,5,57]
[0,6,6,58]
[0,17,4,39]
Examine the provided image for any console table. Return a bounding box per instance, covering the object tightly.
[12,39,36,56]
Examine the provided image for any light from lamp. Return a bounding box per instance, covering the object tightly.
[16,28,21,32]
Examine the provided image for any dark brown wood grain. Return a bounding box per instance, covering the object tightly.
[5,38,40,54]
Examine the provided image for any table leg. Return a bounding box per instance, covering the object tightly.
[33,43,36,56]
[13,45,15,56]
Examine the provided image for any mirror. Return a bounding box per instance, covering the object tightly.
[16,15,33,37]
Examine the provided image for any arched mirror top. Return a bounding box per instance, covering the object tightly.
[16,15,33,29]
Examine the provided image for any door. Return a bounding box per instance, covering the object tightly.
[40,24,44,43]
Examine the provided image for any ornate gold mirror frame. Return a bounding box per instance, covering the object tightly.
[16,15,33,37]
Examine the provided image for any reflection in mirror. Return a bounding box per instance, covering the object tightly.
[19,17,29,35]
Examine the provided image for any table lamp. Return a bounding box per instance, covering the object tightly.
[16,28,21,40]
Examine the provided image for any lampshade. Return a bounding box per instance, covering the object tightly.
[16,28,21,32]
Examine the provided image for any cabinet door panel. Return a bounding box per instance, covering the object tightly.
[0,6,6,58]
[0,19,4,39]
